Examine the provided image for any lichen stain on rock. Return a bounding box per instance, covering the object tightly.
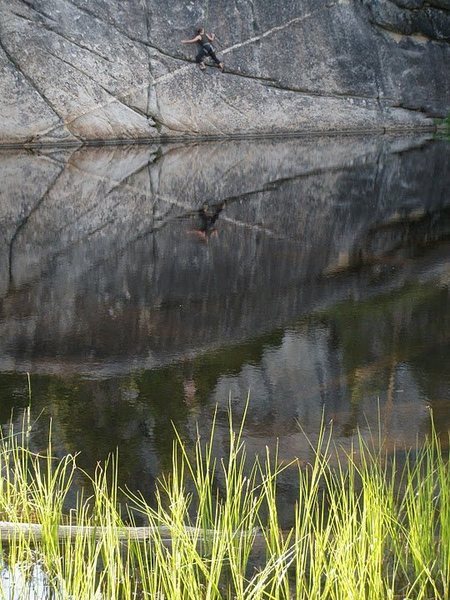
[0,0,449,143]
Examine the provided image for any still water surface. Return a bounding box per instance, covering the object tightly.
[0,133,449,512]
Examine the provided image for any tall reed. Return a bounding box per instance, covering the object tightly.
[0,407,448,599]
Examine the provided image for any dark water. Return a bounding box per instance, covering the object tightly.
[0,133,449,513]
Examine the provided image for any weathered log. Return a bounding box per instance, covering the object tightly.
[0,521,199,542]
[0,521,262,544]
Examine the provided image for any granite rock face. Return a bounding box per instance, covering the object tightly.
[0,0,449,143]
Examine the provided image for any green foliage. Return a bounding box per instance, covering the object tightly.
[0,407,448,599]
[435,113,450,140]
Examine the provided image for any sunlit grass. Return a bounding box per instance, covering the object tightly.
[0,406,448,599]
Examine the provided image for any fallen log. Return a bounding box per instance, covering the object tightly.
[0,521,262,544]
[0,521,202,541]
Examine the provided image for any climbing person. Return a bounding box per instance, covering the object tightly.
[188,202,225,241]
[181,27,224,71]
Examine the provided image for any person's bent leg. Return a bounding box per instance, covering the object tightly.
[207,47,224,70]
[207,47,221,65]
[196,47,207,68]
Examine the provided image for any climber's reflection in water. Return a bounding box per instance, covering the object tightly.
[190,201,225,241]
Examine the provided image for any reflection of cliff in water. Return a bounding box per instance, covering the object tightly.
[2,276,448,511]
[1,135,449,510]
[1,135,449,375]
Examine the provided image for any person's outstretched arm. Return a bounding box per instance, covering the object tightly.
[181,35,201,44]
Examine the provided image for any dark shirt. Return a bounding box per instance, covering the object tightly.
[198,33,210,47]
[198,204,223,235]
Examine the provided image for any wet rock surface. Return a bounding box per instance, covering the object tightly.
[0,0,449,143]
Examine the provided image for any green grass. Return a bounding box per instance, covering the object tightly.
[0,406,448,599]
[435,113,450,140]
